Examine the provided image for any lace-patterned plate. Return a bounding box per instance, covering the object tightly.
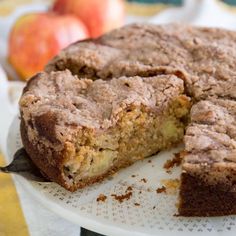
[7,117,236,236]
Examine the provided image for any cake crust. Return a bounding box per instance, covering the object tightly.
[46,23,236,101]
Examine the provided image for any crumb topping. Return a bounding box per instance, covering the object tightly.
[20,70,184,146]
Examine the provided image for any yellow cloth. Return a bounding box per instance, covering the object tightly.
[0,154,29,236]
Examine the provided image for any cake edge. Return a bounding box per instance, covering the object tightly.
[178,172,236,216]
[21,117,135,192]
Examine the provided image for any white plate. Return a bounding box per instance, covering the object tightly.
[7,117,236,236]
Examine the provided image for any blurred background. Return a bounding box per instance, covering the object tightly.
[1,0,236,236]
[2,0,236,83]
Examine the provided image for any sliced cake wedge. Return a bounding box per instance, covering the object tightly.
[20,70,190,191]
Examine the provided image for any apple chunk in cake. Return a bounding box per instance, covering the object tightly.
[20,70,190,191]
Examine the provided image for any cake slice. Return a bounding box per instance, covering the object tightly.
[179,98,236,216]
[20,70,190,191]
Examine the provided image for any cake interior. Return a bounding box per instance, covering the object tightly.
[62,96,190,188]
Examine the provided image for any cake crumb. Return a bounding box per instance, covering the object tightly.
[97,194,107,202]
[111,192,132,203]
[173,213,179,217]
[139,191,142,194]
[153,206,156,209]
[134,203,140,206]
[148,160,152,163]
[126,186,132,192]
[156,186,166,194]
[161,178,180,194]
[175,202,180,208]
[131,175,136,178]
[163,153,183,171]
[140,178,147,183]
[111,187,133,203]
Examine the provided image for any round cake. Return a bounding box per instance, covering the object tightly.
[20,23,236,216]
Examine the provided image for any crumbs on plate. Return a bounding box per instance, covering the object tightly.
[163,152,183,172]
[97,194,107,202]
[161,178,180,194]
[156,179,180,194]
[111,186,133,203]
[156,186,166,194]
[140,178,147,183]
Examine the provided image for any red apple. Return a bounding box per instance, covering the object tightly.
[52,0,124,38]
[8,13,89,80]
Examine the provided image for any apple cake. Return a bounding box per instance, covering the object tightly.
[20,70,190,191]
[20,23,236,216]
